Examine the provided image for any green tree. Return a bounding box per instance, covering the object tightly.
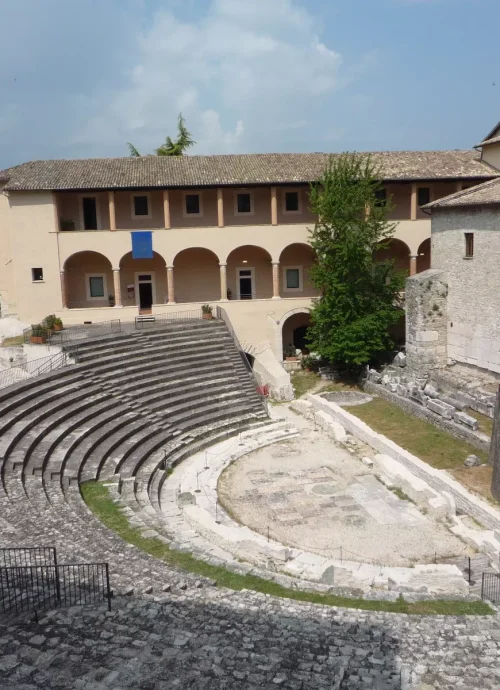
[307,153,406,369]
[127,113,196,157]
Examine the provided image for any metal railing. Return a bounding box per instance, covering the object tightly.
[215,305,269,414]
[135,309,203,329]
[481,572,500,602]
[0,351,72,392]
[23,319,122,346]
[0,548,111,617]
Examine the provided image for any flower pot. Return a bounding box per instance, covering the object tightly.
[202,313,213,320]
[53,324,63,332]
[285,356,298,361]
[31,336,47,344]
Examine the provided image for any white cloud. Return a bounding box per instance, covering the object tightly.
[75,0,348,155]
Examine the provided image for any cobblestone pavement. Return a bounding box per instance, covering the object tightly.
[1,588,500,690]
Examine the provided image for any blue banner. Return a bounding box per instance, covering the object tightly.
[131,231,153,259]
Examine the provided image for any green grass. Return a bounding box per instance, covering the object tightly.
[81,480,493,616]
[349,397,489,469]
[291,371,360,399]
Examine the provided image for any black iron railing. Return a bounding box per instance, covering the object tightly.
[0,352,71,392]
[23,319,122,346]
[0,548,111,617]
[135,309,203,329]
[481,572,500,602]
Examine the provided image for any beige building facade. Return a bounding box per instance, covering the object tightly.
[0,148,498,392]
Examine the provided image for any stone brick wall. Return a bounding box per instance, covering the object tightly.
[432,207,500,374]
[405,268,448,375]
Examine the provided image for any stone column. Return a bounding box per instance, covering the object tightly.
[410,183,417,221]
[113,268,122,307]
[271,186,278,226]
[167,266,175,304]
[60,270,68,309]
[409,255,418,276]
[272,261,280,299]
[108,191,116,231]
[219,262,228,301]
[163,190,171,229]
[217,188,224,228]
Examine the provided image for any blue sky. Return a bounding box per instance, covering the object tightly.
[0,0,499,167]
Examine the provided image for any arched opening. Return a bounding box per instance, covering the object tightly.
[281,311,312,358]
[119,251,167,310]
[278,243,318,298]
[173,247,220,303]
[64,251,113,309]
[375,239,410,275]
[417,238,431,273]
[226,245,272,300]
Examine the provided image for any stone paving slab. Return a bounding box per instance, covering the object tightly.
[1,590,500,689]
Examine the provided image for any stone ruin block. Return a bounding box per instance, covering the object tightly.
[440,394,466,411]
[396,384,407,397]
[423,384,439,399]
[427,398,455,420]
[454,411,479,431]
[393,352,407,367]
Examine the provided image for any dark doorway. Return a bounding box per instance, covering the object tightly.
[244,352,255,368]
[239,276,253,299]
[293,325,310,352]
[139,282,153,310]
[82,197,98,230]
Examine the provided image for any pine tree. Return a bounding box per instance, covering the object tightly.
[127,113,195,157]
[307,153,406,369]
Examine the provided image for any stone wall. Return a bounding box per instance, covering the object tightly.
[405,269,448,375]
[432,207,500,373]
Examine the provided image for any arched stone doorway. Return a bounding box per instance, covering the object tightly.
[417,238,431,273]
[375,239,411,274]
[226,245,273,300]
[280,310,312,358]
[173,247,221,303]
[119,251,167,310]
[278,243,317,298]
[64,251,113,309]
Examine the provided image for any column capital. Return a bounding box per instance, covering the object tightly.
[166,265,174,271]
[59,269,65,274]
[219,262,227,267]
[272,260,280,266]
[112,267,120,273]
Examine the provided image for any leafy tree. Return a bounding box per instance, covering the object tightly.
[127,113,195,157]
[307,153,406,369]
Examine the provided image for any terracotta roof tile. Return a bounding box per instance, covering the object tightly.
[424,177,500,209]
[0,150,496,192]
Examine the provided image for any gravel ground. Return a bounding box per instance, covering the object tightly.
[219,405,469,567]
[0,316,29,341]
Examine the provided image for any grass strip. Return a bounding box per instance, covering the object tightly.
[348,397,489,469]
[81,480,493,616]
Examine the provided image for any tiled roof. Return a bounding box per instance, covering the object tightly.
[0,150,497,192]
[423,177,500,209]
[476,134,500,147]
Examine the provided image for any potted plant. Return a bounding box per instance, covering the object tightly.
[53,317,63,331]
[30,324,48,344]
[108,293,115,307]
[201,304,213,320]
[44,314,63,331]
[284,344,299,361]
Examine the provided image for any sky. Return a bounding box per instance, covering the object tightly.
[0,0,499,167]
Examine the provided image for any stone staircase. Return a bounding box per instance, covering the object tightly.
[0,319,269,596]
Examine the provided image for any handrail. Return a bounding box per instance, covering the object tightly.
[23,319,122,345]
[215,306,269,415]
[135,309,203,329]
[0,351,72,392]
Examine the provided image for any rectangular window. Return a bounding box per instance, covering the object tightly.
[185,193,201,215]
[82,197,98,230]
[375,188,387,207]
[465,232,474,258]
[283,266,303,292]
[89,276,105,298]
[31,267,43,282]
[133,195,149,217]
[236,192,252,214]
[418,187,431,206]
[284,191,300,213]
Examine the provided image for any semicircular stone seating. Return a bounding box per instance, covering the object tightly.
[0,318,272,594]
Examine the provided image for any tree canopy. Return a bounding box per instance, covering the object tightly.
[307,153,406,369]
[127,113,195,157]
